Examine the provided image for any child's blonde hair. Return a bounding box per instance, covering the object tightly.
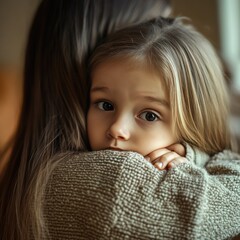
[90,17,232,155]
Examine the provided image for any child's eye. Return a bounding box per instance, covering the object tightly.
[97,101,114,111]
[139,111,159,121]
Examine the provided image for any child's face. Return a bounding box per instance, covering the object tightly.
[87,60,177,156]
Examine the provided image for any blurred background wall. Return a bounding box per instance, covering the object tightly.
[0,0,239,155]
[0,0,40,170]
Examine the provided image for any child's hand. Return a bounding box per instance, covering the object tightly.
[144,143,187,170]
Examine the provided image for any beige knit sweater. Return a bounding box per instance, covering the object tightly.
[44,145,240,239]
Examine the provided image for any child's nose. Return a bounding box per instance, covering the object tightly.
[107,117,130,140]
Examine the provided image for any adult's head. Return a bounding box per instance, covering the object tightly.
[90,17,232,155]
[0,1,171,239]
[22,0,171,156]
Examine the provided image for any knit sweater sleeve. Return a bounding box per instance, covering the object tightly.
[44,150,240,240]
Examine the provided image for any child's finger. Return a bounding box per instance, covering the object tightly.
[146,148,171,161]
[167,157,188,169]
[152,151,179,169]
[154,161,165,170]
[167,143,185,156]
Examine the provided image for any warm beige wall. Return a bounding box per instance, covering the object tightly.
[0,0,40,66]
[171,0,220,50]
[0,0,40,159]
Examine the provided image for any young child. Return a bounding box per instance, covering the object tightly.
[87,17,232,170]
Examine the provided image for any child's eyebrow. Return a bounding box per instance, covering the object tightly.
[141,96,169,108]
[90,86,109,92]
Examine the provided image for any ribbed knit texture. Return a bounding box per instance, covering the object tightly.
[44,145,240,239]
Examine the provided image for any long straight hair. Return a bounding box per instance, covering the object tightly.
[0,0,171,239]
[90,17,232,155]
